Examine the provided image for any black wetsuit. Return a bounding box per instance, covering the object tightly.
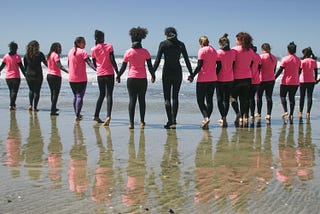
[24,52,47,110]
[153,37,192,126]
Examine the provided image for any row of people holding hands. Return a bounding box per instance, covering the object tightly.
[0,27,318,129]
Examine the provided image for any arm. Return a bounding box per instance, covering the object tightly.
[109,52,119,74]
[153,43,163,72]
[56,60,68,73]
[181,47,193,75]
[23,57,28,76]
[116,62,128,83]
[18,62,25,76]
[41,53,48,67]
[188,59,203,82]
[0,62,5,72]
[275,66,284,79]
[216,61,222,74]
[85,58,96,71]
[314,68,318,81]
[92,58,97,68]
[146,58,155,83]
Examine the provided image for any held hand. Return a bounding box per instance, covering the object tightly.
[187,75,194,83]
[116,76,121,83]
[151,75,156,83]
[316,79,320,84]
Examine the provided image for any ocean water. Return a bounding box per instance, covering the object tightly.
[1,57,320,213]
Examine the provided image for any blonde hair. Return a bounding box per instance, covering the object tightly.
[199,36,209,46]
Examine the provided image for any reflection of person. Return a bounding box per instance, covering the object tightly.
[46,42,68,116]
[256,43,277,121]
[188,36,219,129]
[68,36,96,121]
[0,41,25,110]
[275,42,301,122]
[153,27,193,129]
[68,124,89,196]
[231,32,254,126]
[122,130,147,211]
[23,40,48,111]
[117,27,155,129]
[47,116,63,189]
[91,30,119,125]
[157,130,185,212]
[91,125,114,204]
[194,130,214,212]
[24,112,44,180]
[216,34,235,127]
[298,47,318,119]
[5,111,22,178]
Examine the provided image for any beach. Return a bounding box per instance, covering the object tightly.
[1,62,320,213]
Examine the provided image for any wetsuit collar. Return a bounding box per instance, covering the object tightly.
[132,41,142,49]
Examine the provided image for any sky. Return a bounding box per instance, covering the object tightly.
[1,0,320,57]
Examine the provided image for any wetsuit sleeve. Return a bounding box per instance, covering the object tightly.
[146,58,155,78]
[55,60,68,73]
[85,58,96,71]
[314,68,318,81]
[0,62,5,72]
[191,59,203,77]
[216,61,222,74]
[181,46,193,75]
[153,43,163,72]
[92,58,97,68]
[109,52,119,74]
[275,66,284,79]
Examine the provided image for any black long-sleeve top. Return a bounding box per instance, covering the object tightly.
[23,52,47,79]
[153,37,192,80]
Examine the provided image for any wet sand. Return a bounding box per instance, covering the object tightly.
[1,81,320,213]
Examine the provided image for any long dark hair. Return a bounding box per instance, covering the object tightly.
[47,42,62,60]
[25,40,40,61]
[261,43,274,62]
[73,37,85,56]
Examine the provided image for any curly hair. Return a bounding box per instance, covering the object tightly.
[25,40,40,61]
[47,42,62,60]
[129,27,148,42]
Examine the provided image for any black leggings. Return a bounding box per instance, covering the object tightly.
[47,74,62,113]
[162,78,182,124]
[299,82,315,113]
[127,78,147,124]
[231,78,251,118]
[257,81,275,115]
[247,84,259,117]
[216,81,233,118]
[6,78,20,108]
[196,82,216,119]
[26,77,43,109]
[280,84,299,115]
[94,75,114,118]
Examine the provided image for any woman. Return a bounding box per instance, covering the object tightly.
[116,27,155,129]
[23,40,47,111]
[231,32,254,126]
[153,27,193,129]
[247,45,261,121]
[216,33,236,127]
[68,36,96,121]
[299,47,318,119]
[275,42,301,122]
[47,42,68,116]
[188,36,218,129]
[91,30,119,126]
[256,43,277,121]
[0,41,24,110]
